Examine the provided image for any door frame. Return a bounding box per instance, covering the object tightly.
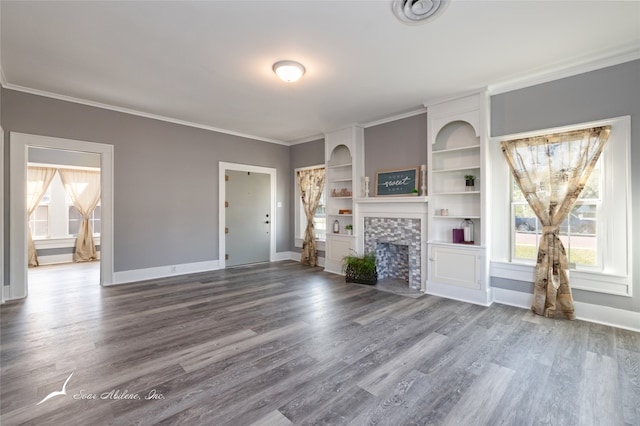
[219,162,276,269]
[9,133,114,300]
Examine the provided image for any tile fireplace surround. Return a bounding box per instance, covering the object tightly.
[354,197,428,292]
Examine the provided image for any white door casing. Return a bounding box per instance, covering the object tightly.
[218,162,276,269]
[9,133,114,300]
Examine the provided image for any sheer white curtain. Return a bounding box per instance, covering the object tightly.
[27,166,58,266]
[58,169,101,262]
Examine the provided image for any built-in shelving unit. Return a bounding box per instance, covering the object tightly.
[324,126,364,274]
[425,92,491,305]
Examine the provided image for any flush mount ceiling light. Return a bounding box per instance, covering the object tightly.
[392,0,448,23]
[273,60,306,83]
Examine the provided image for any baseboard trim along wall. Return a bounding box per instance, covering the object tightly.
[112,260,221,285]
[111,253,325,286]
[492,287,640,332]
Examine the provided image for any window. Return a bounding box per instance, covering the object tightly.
[29,203,50,238]
[28,168,102,240]
[294,165,326,245]
[512,156,601,269]
[495,116,631,296]
[311,191,326,241]
[68,204,101,236]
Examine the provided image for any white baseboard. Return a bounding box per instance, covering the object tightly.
[273,251,325,267]
[112,260,220,285]
[492,287,640,332]
[425,281,493,307]
[272,251,297,262]
[111,254,328,286]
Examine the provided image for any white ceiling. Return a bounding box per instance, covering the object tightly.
[1,1,639,144]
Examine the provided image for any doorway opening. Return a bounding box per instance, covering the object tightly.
[8,133,114,301]
[27,147,102,294]
[218,162,276,269]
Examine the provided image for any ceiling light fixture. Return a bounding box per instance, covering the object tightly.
[392,0,448,23]
[273,60,306,83]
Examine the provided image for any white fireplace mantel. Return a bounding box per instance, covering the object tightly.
[354,196,429,291]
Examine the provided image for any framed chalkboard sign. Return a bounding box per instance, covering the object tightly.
[375,167,419,196]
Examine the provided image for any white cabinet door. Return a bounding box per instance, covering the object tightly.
[431,246,481,290]
[324,235,354,274]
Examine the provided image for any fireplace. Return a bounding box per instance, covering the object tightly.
[364,217,421,289]
[354,197,428,291]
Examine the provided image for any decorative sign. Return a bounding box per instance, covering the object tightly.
[375,167,419,196]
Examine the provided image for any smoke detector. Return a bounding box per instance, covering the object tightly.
[392,0,448,23]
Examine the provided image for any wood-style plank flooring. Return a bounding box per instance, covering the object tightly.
[1,261,639,425]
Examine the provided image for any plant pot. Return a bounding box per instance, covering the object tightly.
[345,265,378,285]
[465,180,475,191]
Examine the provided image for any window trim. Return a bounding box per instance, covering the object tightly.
[294,165,326,251]
[489,116,632,297]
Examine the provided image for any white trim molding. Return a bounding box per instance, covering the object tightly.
[488,41,640,95]
[492,287,640,332]
[3,83,288,146]
[113,260,220,285]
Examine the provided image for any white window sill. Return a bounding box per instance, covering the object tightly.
[294,238,326,251]
[34,236,101,250]
[490,260,631,297]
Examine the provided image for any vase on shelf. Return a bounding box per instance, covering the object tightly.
[461,218,474,244]
[465,175,475,192]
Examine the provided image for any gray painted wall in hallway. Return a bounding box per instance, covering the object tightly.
[1,88,291,273]
[491,59,640,312]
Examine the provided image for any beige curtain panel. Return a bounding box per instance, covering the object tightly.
[500,126,610,320]
[58,168,101,262]
[297,168,326,267]
[27,166,58,267]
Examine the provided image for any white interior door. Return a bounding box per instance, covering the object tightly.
[225,170,271,267]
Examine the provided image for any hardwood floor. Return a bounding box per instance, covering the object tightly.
[1,261,639,425]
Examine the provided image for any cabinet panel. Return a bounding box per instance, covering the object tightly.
[431,246,480,290]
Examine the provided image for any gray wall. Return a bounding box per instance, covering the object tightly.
[491,59,640,312]
[2,88,291,273]
[364,113,428,180]
[289,138,325,253]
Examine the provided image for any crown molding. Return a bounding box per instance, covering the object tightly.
[362,107,427,128]
[1,83,289,145]
[288,133,325,145]
[487,41,640,95]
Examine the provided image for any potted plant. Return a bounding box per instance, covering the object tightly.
[342,251,377,285]
[464,174,475,191]
[411,188,419,195]
[344,224,353,235]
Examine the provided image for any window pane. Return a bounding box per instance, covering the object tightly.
[34,204,48,220]
[579,160,601,200]
[514,204,538,260]
[30,205,49,238]
[33,221,48,237]
[567,204,598,266]
[68,206,81,235]
[93,219,101,234]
